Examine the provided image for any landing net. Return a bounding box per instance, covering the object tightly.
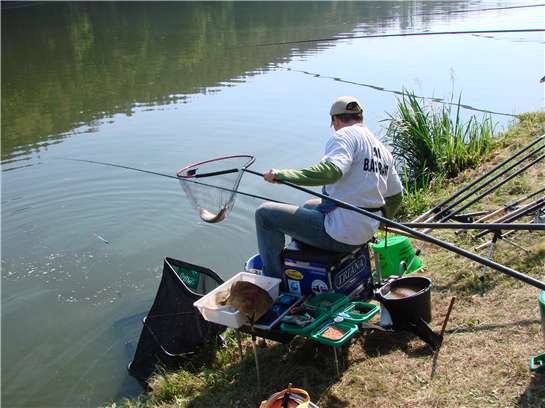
[176,155,255,223]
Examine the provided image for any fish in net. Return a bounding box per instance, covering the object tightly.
[176,155,255,223]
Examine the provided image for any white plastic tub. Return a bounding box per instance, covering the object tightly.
[193,271,281,329]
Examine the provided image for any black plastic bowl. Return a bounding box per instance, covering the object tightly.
[376,276,432,325]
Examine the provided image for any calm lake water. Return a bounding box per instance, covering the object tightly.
[1,2,543,407]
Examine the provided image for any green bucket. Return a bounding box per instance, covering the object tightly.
[371,235,422,279]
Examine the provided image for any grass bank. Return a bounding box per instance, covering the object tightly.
[107,112,545,408]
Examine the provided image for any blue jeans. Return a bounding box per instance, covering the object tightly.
[255,199,359,279]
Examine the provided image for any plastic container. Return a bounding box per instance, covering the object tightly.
[530,352,545,374]
[372,235,422,278]
[310,320,359,346]
[193,272,281,329]
[304,293,349,313]
[280,307,330,336]
[337,301,379,324]
[244,253,263,274]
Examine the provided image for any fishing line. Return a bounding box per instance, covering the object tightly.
[412,3,545,17]
[60,158,288,205]
[253,28,545,47]
[283,67,517,117]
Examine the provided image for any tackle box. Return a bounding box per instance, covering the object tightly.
[282,241,373,298]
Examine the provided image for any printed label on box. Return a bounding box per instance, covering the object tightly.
[288,279,302,296]
[311,279,329,293]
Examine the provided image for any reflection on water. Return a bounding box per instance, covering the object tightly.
[2,1,492,163]
[1,1,543,407]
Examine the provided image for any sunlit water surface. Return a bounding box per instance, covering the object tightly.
[1,2,543,407]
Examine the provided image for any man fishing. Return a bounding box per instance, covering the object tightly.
[255,96,403,279]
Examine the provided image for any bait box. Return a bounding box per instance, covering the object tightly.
[282,241,372,298]
[336,301,380,324]
[193,272,281,329]
[310,320,359,347]
[280,307,331,336]
[303,293,350,313]
[253,293,303,331]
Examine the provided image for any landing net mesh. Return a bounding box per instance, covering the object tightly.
[176,155,255,223]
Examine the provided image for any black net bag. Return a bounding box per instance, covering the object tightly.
[128,257,225,381]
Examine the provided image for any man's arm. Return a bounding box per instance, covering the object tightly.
[383,192,403,218]
[265,161,343,186]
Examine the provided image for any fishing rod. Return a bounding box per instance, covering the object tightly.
[254,28,545,47]
[474,198,545,239]
[420,141,545,225]
[412,135,545,223]
[413,3,545,17]
[243,168,545,291]
[434,151,545,223]
[61,158,288,205]
[403,222,545,231]
[454,186,545,234]
[477,196,545,227]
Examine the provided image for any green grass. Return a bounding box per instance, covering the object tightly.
[384,92,495,218]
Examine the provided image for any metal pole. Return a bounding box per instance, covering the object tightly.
[245,169,545,291]
[412,135,545,222]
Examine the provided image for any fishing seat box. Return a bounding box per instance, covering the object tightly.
[281,241,372,299]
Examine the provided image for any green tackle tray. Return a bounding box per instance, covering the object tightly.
[303,293,349,313]
[310,320,359,347]
[530,352,545,374]
[280,307,331,336]
[336,301,380,324]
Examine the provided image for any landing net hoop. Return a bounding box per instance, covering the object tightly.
[176,155,255,223]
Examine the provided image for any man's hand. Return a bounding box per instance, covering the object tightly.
[263,169,279,183]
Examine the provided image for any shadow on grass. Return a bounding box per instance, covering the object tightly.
[183,338,351,408]
[517,372,545,407]
[182,328,436,408]
[358,329,434,360]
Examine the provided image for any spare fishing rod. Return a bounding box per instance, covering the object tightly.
[253,28,545,47]
[454,186,545,234]
[243,168,545,291]
[434,151,545,224]
[412,134,545,223]
[61,158,288,205]
[403,222,545,231]
[474,197,545,239]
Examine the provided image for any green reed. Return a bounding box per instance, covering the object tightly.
[385,92,494,190]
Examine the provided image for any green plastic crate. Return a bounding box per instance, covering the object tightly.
[310,320,359,347]
[303,293,349,313]
[280,307,330,336]
[336,301,379,324]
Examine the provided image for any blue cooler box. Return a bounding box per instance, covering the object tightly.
[282,241,372,298]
